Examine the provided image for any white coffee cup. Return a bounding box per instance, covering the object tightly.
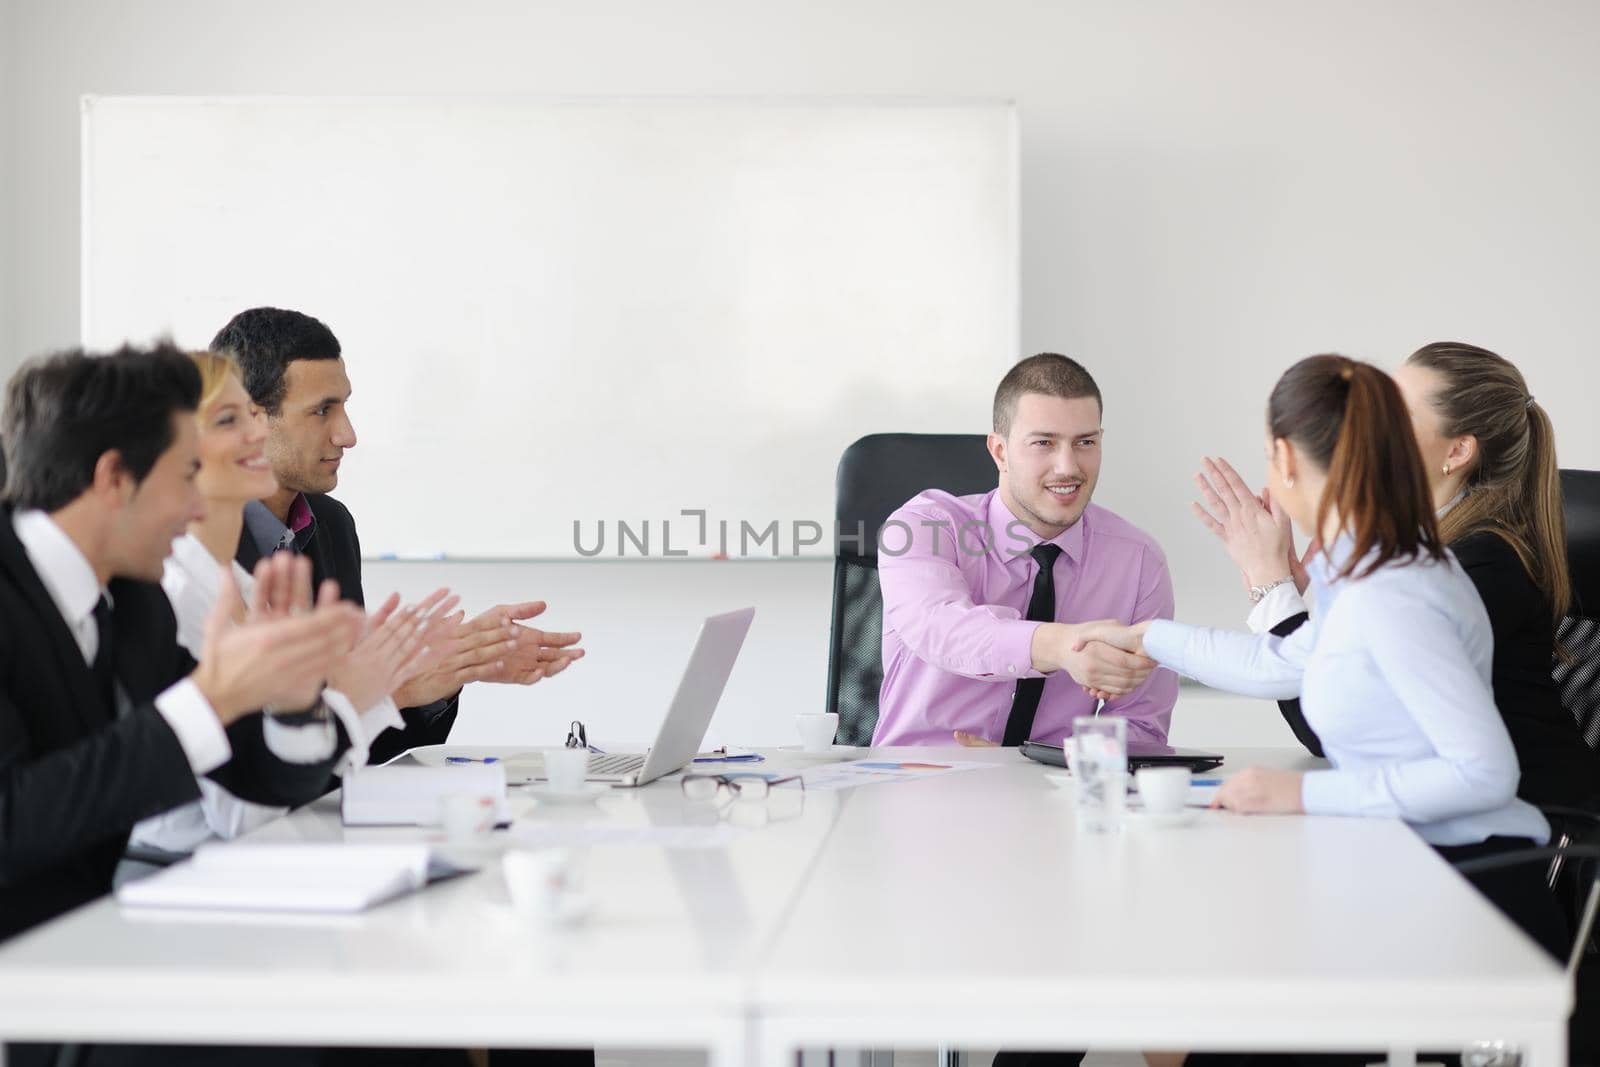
[503,848,587,925]
[1135,766,1192,815]
[438,792,497,840]
[796,712,839,753]
[542,746,590,793]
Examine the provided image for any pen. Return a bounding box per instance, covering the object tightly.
[446,756,500,765]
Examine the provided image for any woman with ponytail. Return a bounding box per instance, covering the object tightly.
[1086,354,1565,960]
[1393,343,1597,806]
[1197,342,1597,809]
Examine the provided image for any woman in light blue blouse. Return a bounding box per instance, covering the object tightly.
[1090,353,1564,957]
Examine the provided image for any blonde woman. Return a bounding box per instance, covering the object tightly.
[129,352,455,855]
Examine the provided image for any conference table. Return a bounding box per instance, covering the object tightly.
[0,747,1571,1066]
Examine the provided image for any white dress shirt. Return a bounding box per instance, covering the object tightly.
[131,532,404,853]
[1145,536,1550,847]
[11,510,230,775]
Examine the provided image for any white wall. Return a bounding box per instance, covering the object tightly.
[365,558,1297,750]
[5,0,1597,747]
[0,0,17,370]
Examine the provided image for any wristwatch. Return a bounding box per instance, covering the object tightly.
[1247,575,1296,604]
[263,699,331,722]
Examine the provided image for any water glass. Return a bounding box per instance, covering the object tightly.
[1070,716,1127,833]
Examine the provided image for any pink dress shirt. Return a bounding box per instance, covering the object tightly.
[873,488,1177,747]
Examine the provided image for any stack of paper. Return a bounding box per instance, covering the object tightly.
[115,843,446,913]
[340,763,510,826]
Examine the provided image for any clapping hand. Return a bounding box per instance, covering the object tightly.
[391,600,583,708]
[191,557,364,724]
[1191,456,1312,595]
[331,588,459,711]
[467,601,584,685]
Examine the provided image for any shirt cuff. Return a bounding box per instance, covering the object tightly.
[1247,584,1308,635]
[1299,768,1356,816]
[323,691,405,775]
[1140,619,1189,674]
[991,619,1044,680]
[154,678,232,775]
[262,709,338,765]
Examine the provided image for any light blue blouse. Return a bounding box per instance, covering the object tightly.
[1144,538,1549,846]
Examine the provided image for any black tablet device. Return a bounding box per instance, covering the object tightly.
[1019,739,1224,774]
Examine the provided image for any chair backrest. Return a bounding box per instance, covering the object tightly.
[825,433,997,745]
[1556,469,1600,748]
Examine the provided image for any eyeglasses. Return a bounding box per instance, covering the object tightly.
[681,773,804,805]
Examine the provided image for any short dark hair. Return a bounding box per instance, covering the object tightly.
[211,307,341,416]
[992,352,1102,436]
[2,342,201,512]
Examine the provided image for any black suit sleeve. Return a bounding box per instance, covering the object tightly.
[367,695,459,766]
[207,712,350,808]
[1269,612,1326,758]
[1452,536,1531,651]
[305,493,459,765]
[165,647,349,808]
[0,691,197,886]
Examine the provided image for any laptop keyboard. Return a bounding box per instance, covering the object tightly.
[588,753,646,777]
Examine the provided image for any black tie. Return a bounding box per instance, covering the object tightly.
[1001,543,1063,746]
[91,595,117,712]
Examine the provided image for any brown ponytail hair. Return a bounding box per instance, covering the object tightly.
[1268,354,1446,580]
[1405,342,1571,635]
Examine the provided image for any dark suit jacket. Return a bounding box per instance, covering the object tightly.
[1275,530,1600,808]
[235,493,458,765]
[0,505,345,942]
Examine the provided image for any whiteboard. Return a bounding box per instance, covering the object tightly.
[82,97,1017,558]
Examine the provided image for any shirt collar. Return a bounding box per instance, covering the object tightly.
[243,495,315,556]
[11,509,106,631]
[985,489,1086,564]
[1437,489,1467,518]
[287,494,314,535]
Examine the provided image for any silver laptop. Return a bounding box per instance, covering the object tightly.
[576,607,755,787]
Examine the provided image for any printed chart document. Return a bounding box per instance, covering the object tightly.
[799,758,998,792]
[115,843,473,914]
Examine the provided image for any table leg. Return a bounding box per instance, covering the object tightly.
[1385,1047,1418,1067]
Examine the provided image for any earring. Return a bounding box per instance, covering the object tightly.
[1442,463,1451,476]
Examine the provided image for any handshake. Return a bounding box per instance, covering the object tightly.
[1030,618,1156,703]
[188,553,585,726]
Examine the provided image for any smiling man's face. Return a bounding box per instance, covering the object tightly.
[989,392,1103,539]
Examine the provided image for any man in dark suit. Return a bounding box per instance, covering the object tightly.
[211,308,585,764]
[0,342,367,943]
[0,343,380,1066]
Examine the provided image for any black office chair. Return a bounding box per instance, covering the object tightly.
[1556,469,1600,749]
[825,434,997,746]
[1451,841,1600,1067]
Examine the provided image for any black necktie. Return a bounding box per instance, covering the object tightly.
[1001,543,1063,746]
[91,595,117,711]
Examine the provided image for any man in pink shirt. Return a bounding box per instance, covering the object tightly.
[873,353,1176,748]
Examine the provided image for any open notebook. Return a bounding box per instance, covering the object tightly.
[115,843,475,914]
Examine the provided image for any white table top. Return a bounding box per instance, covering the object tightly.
[0,746,1571,1062]
[753,747,1570,1056]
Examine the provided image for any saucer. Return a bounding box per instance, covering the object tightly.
[526,783,611,805]
[776,744,859,762]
